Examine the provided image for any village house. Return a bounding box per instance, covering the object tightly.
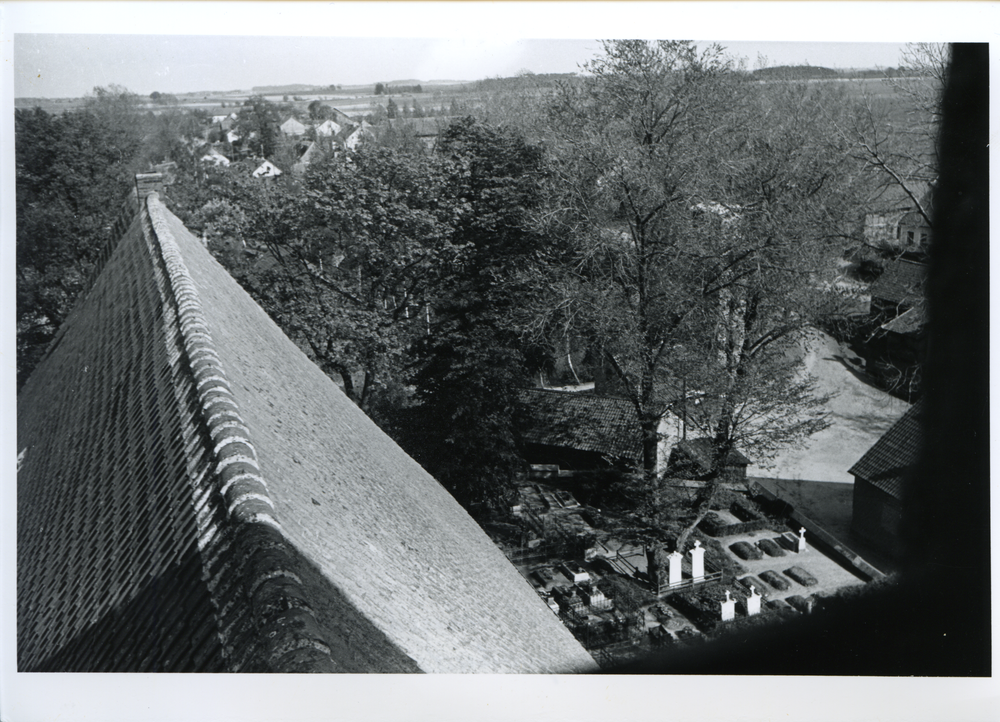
[849,401,922,558]
[279,116,307,137]
[863,257,928,395]
[666,437,751,484]
[863,181,934,255]
[252,159,282,178]
[15,173,596,674]
[518,388,684,476]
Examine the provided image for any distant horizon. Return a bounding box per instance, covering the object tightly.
[13,34,915,100]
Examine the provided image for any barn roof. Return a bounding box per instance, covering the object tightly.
[881,301,927,335]
[519,388,657,465]
[848,401,923,499]
[870,258,928,307]
[672,438,751,473]
[16,176,596,674]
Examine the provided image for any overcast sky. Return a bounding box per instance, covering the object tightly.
[6,1,992,99]
[13,35,919,99]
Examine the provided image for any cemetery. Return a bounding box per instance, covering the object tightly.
[500,481,874,665]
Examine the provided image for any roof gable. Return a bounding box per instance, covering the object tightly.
[848,401,923,499]
[520,388,655,464]
[17,183,595,674]
[871,258,928,306]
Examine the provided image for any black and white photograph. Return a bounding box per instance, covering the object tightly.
[2,2,994,720]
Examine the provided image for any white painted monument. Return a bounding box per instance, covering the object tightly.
[747,586,761,616]
[690,540,705,580]
[720,590,736,621]
[668,550,683,587]
[797,527,808,553]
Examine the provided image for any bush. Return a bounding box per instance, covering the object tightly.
[759,570,791,591]
[785,595,815,613]
[738,575,768,594]
[757,538,786,557]
[729,541,763,561]
[784,566,818,586]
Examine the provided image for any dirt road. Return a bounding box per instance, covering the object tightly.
[748,330,910,483]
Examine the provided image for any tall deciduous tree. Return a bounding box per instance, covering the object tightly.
[16,86,147,386]
[532,41,865,545]
[850,43,948,228]
[407,117,556,515]
[214,147,468,415]
[236,95,280,158]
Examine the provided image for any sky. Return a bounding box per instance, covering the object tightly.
[12,35,916,99]
[6,2,995,99]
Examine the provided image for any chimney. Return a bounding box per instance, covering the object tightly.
[135,173,165,202]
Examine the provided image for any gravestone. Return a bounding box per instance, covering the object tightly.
[668,551,683,587]
[747,586,761,616]
[797,527,808,553]
[720,590,736,621]
[690,540,705,580]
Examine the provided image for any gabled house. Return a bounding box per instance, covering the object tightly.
[341,120,375,150]
[292,140,323,176]
[666,438,751,484]
[848,401,922,558]
[252,159,282,178]
[16,173,596,674]
[199,146,231,167]
[864,258,928,397]
[315,119,343,137]
[280,117,307,137]
[863,181,934,254]
[518,388,683,475]
[869,258,927,322]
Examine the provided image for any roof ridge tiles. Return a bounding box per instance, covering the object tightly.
[143,193,338,672]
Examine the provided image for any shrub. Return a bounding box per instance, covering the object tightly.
[757,538,786,557]
[738,575,768,595]
[784,566,818,587]
[759,570,791,591]
[785,595,815,613]
[729,541,763,561]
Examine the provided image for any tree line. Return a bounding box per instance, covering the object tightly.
[16,42,944,535]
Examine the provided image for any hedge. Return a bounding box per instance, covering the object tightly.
[730,541,764,561]
[784,566,818,587]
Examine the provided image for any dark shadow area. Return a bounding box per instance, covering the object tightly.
[28,551,226,673]
[601,43,990,677]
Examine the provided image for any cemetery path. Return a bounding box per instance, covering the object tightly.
[748,330,911,483]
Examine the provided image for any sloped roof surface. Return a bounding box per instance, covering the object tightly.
[519,388,647,464]
[673,438,751,473]
[871,258,927,306]
[881,301,927,334]
[848,401,922,499]
[17,188,596,674]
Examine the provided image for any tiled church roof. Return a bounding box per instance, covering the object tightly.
[17,175,596,674]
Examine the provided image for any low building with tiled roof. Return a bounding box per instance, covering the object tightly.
[666,437,751,484]
[518,388,682,474]
[865,260,928,398]
[16,173,597,674]
[280,117,307,137]
[869,258,927,320]
[849,401,922,557]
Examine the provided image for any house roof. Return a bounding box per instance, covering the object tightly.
[16,177,596,674]
[252,160,282,177]
[881,300,927,335]
[519,388,661,465]
[672,438,751,473]
[280,117,307,135]
[848,401,923,499]
[871,258,927,307]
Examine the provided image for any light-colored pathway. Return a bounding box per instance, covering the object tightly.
[749,330,911,482]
